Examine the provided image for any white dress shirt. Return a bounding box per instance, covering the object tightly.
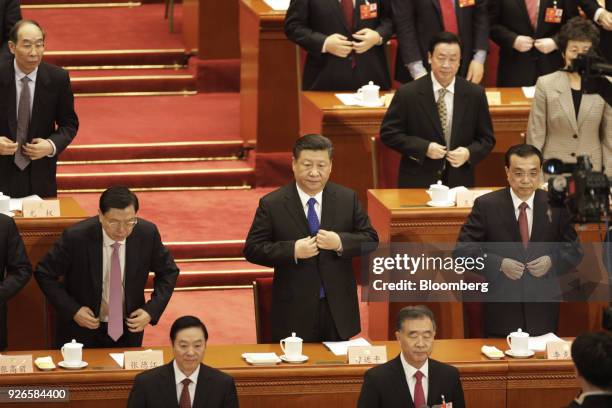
[431,73,455,143]
[399,353,429,404]
[13,60,57,156]
[509,188,535,238]
[173,360,200,406]
[296,183,323,222]
[100,229,126,322]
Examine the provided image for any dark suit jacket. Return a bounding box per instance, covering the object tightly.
[578,0,611,62]
[284,0,393,90]
[380,74,495,188]
[0,213,31,350]
[392,0,489,82]
[455,188,582,337]
[244,182,378,342]
[489,0,578,86]
[357,355,466,408]
[0,0,20,60]
[34,217,179,347]
[0,61,79,198]
[567,394,612,408]
[127,362,239,408]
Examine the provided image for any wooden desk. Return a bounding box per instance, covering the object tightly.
[0,340,578,408]
[366,189,606,340]
[239,0,299,180]
[301,90,531,204]
[10,198,87,350]
[183,0,239,59]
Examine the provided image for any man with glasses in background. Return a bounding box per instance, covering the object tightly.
[35,186,179,348]
[380,31,494,188]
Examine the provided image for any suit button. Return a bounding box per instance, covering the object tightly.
[571,152,576,157]
[437,170,442,176]
[572,134,578,139]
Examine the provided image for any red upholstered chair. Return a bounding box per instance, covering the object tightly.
[253,277,274,343]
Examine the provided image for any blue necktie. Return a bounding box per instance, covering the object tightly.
[307,198,325,298]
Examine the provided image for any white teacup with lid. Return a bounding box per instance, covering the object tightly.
[506,328,530,354]
[61,339,83,366]
[280,332,303,361]
[427,180,450,203]
[356,81,381,106]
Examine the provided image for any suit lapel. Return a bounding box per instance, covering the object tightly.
[161,362,180,407]
[3,63,17,139]
[528,190,548,246]
[193,364,211,408]
[555,76,579,134]
[124,224,141,313]
[319,184,336,232]
[514,0,535,35]
[88,221,104,313]
[499,188,523,243]
[30,63,50,140]
[417,76,445,141]
[450,79,467,149]
[431,0,442,21]
[389,355,415,408]
[427,360,440,407]
[284,185,311,237]
[577,93,596,130]
[327,0,350,33]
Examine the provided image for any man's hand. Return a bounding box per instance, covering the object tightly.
[73,306,100,330]
[513,35,535,52]
[295,236,319,259]
[466,60,484,84]
[325,34,353,58]
[500,258,525,280]
[526,255,552,278]
[316,229,341,251]
[426,142,447,160]
[534,38,557,54]
[597,10,612,30]
[23,138,53,160]
[352,28,381,54]
[446,147,470,168]
[127,309,151,333]
[0,136,18,155]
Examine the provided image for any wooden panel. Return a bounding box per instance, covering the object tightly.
[183,0,239,58]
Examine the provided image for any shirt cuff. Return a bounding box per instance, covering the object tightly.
[594,8,605,24]
[407,61,427,79]
[322,36,331,53]
[472,49,487,64]
[335,239,343,256]
[46,139,57,157]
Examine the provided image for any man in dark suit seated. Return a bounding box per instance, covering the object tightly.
[35,186,179,348]
[0,19,78,198]
[455,144,582,337]
[357,305,465,408]
[0,213,31,351]
[0,0,21,60]
[567,331,612,408]
[127,316,239,408]
[244,134,379,342]
[380,31,495,188]
[284,0,392,91]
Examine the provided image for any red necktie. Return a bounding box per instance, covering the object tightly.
[179,378,191,408]
[413,370,426,408]
[440,0,458,35]
[341,0,353,31]
[518,202,529,248]
[525,0,538,29]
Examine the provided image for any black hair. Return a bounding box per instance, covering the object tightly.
[8,20,46,43]
[504,144,543,167]
[557,16,600,57]
[428,31,461,54]
[170,315,209,343]
[99,186,139,214]
[396,305,437,332]
[571,332,612,390]
[292,134,333,160]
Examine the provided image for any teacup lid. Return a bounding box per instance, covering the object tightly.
[362,81,380,90]
[284,332,302,342]
[429,180,449,191]
[510,328,529,337]
[64,339,83,348]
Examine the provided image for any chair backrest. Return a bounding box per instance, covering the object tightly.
[253,277,274,343]
[370,136,401,189]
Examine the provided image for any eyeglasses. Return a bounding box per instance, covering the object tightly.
[18,41,45,50]
[511,171,540,179]
[105,218,138,229]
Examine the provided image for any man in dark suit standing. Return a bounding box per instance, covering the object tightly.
[380,32,495,188]
[127,316,238,408]
[0,0,21,60]
[284,0,392,90]
[0,20,78,198]
[567,332,612,408]
[489,0,578,86]
[455,144,582,337]
[244,134,378,342]
[392,0,489,84]
[0,213,31,350]
[358,306,465,408]
[578,0,611,61]
[35,186,179,348]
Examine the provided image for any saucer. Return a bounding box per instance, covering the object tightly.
[58,361,88,369]
[427,200,455,208]
[357,100,384,108]
[280,354,309,363]
[504,349,534,358]
[245,357,281,366]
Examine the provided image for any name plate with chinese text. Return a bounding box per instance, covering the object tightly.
[22,200,60,218]
[124,350,164,370]
[0,355,33,374]
[546,341,572,360]
[348,346,387,365]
